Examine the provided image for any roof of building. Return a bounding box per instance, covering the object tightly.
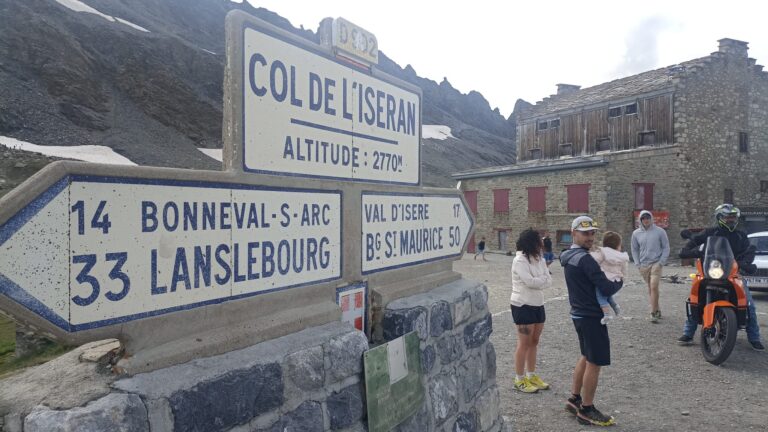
[520,57,710,119]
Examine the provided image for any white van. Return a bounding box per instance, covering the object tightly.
[746,231,768,291]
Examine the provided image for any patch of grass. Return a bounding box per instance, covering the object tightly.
[0,316,73,378]
[0,316,15,357]
[0,344,74,378]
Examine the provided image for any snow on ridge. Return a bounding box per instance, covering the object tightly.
[422,125,454,140]
[199,148,223,162]
[55,0,150,32]
[0,136,136,166]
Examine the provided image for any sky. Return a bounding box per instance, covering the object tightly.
[240,0,768,118]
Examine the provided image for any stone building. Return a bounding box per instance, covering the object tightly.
[454,39,768,257]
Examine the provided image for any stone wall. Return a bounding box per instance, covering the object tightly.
[3,280,502,432]
[675,44,768,228]
[16,322,369,432]
[604,146,686,254]
[461,146,686,260]
[381,279,503,432]
[463,165,607,252]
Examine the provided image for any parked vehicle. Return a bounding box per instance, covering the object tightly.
[745,231,768,292]
[680,230,750,365]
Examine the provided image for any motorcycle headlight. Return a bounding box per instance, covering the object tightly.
[708,260,724,279]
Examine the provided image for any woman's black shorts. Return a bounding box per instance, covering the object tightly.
[510,304,546,325]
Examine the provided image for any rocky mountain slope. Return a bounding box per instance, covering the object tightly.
[0,0,515,188]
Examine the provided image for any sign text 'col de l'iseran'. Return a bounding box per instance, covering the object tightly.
[242,25,421,185]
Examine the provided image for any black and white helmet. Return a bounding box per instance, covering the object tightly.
[714,203,740,232]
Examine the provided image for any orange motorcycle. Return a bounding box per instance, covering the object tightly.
[680,231,749,365]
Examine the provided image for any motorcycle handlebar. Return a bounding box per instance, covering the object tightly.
[678,248,703,259]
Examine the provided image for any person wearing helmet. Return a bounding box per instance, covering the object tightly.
[677,204,764,351]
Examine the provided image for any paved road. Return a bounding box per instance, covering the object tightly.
[454,253,768,431]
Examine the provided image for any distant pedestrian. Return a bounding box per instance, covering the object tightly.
[590,231,629,325]
[474,236,487,261]
[560,216,622,426]
[510,229,552,393]
[542,232,554,271]
[631,210,670,323]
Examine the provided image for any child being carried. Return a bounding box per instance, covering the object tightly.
[590,231,629,325]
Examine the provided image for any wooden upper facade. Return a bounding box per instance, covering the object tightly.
[517,92,674,161]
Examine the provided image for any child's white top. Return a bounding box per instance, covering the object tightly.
[590,246,630,282]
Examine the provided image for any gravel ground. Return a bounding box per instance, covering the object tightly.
[454,253,768,431]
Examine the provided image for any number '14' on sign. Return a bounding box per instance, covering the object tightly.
[71,200,112,235]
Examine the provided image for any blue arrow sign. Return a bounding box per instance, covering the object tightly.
[0,175,342,332]
[361,192,474,274]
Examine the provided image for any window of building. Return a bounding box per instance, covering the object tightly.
[624,103,638,115]
[463,190,478,215]
[761,180,768,193]
[529,148,542,159]
[739,132,749,153]
[537,120,549,131]
[567,184,590,213]
[608,107,622,118]
[633,183,654,210]
[559,143,574,157]
[724,188,734,204]
[639,131,656,147]
[527,187,546,212]
[596,137,611,152]
[556,230,572,246]
[493,189,510,213]
[549,118,560,128]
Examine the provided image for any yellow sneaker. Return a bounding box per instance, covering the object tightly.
[513,377,539,393]
[527,373,550,390]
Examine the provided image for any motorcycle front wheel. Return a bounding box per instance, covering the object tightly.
[701,307,737,365]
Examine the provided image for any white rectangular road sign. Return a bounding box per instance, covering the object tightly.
[361,192,473,274]
[0,176,341,331]
[241,24,421,184]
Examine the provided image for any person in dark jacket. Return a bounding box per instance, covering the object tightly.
[560,216,622,427]
[677,204,764,351]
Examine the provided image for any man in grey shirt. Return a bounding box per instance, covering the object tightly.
[631,210,670,323]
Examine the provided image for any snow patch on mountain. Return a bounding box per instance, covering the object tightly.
[422,125,454,140]
[55,0,150,32]
[0,136,136,165]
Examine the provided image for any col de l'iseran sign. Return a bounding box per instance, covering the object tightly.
[0,11,471,349]
[241,23,421,184]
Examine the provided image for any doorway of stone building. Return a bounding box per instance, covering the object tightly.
[498,230,508,252]
[467,234,476,254]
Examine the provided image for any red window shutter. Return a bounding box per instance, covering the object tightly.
[644,184,654,210]
[464,190,478,215]
[493,189,510,212]
[633,183,654,210]
[567,184,590,213]
[527,187,546,212]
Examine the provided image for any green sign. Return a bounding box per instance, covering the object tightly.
[364,331,424,432]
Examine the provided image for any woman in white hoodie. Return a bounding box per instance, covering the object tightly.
[510,229,553,393]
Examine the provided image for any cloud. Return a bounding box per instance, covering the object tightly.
[613,15,678,78]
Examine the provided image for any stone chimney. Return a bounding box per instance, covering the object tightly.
[718,38,748,58]
[556,84,581,96]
